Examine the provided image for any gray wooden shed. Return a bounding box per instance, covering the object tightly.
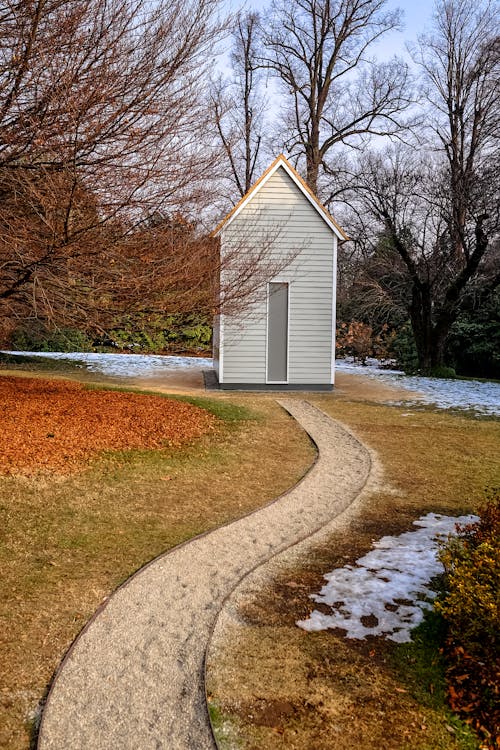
[212,154,347,390]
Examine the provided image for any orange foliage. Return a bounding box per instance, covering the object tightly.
[0,377,216,475]
[336,321,395,363]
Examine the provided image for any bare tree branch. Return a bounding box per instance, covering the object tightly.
[210,12,267,201]
[260,0,414,193]
[0,0,229,333]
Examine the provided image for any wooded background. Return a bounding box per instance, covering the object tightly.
[1,0,498,376]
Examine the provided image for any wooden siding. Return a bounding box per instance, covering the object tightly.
[212,314,220,377]
[220,166,335,385]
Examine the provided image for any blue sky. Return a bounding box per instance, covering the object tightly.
[222,0,437,62]
[373,0,437,60]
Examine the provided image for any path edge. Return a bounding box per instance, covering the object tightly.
[203,400,376,750]
[36,402,320,750]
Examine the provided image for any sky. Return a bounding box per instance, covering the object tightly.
[372,0,437,60]
[222,0,438,64]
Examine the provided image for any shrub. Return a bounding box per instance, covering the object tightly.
[104,313,212,353]
[429,365,457,379]
[336,321,396,364]
[336,321,373,363]
[10,323,92,352]
[446,290,500,379]
[391,322,419,372]
[436,493,500,748]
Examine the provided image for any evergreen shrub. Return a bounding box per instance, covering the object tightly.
[436,494,500,748]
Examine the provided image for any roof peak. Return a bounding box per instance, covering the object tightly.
[213,155,348,241]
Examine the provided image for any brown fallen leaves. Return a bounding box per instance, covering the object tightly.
[0,376,216,475]
[445,642,500,750]
[437,496,500,750]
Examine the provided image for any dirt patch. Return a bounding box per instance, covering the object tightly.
[208,526,474,750]
[334,371,422,404]
[0,376,216,475]
[208,623,449,750]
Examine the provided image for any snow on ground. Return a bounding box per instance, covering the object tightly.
[297,512,477,643]
[336,358,500,416]
[2,351,498,414]
[1,351,213,378]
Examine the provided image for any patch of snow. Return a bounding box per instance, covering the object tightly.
[336,357,402,374]
[1,351,213,378]
[336,357,500,416]
[297,512,477,643]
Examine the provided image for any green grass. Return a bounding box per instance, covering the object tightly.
[392,612,479,749]
[167,394,258,422]
[83,382,257,423]
[208,699,243,750]
[0,352,89,372]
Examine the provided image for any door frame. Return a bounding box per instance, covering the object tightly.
[265,280,290,384]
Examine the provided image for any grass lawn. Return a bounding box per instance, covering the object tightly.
[2,361,499,750]
[207,392,500,750]
[0,372,316,750]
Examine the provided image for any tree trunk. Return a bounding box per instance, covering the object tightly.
[430,331,448,370]
[305,125,320,194]
[413,327,450,374]
[410,282,432,373]
[411,287,454,374]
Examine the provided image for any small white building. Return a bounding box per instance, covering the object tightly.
[212,155,347,391]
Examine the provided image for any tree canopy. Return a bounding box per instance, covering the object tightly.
[1,0,498,374]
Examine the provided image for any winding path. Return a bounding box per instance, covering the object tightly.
[38,400,373,750]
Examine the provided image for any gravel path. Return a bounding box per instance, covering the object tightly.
[38,400,373,750]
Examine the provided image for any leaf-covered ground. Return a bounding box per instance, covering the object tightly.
[0,376,216,475]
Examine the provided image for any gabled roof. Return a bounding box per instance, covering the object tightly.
[213,154,348,241]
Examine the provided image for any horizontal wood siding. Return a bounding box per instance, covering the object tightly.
[221,308,267,383]
[220,166,334,385]
[212,314,220,377]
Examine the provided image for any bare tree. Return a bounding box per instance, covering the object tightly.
[105,216,301,321]
[336,0,500,374]
[260,0,412,193]
[0,0,226,333]
[345,61,499,372]
[211,12,267,200]
[415,0,500,263]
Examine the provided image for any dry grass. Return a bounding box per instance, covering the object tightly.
[0,378,315,750]
[208,391,500,750]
